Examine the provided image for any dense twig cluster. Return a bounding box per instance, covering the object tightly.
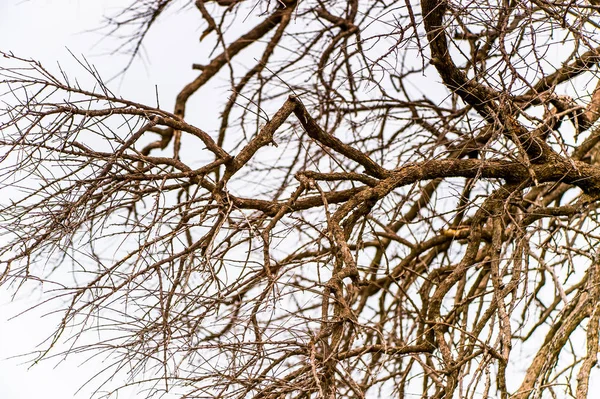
[2,0,600,398]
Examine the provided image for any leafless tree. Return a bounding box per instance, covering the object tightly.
[2,0,600,398]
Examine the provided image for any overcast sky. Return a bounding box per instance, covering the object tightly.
[0,1,203,398]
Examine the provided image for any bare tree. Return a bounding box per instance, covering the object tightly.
[2,0,600,398]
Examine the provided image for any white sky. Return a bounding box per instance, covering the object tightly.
[0,1,205,398]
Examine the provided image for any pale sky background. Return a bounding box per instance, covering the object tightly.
[0,1,208,398]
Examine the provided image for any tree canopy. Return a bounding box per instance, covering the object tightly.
[2,0,600,398]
